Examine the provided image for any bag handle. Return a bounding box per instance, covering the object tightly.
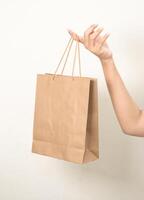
[53,37,82,80]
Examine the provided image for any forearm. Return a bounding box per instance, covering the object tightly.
[100,57,142,135]
[68,24,144,136]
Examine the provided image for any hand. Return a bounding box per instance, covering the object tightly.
[68,24,113,62]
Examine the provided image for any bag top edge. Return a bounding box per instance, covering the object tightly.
[37,73,97,80]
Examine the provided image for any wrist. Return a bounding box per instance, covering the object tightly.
[100,56,117,82]
[100,56,116,70]
[100,56,114,65]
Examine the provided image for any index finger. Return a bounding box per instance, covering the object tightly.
[68,29,84,43]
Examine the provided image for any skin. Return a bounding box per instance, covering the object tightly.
[68,24,144,137]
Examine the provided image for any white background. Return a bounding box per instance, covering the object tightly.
[0,0,144,199]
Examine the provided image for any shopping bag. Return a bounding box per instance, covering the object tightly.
[32,37,99,164]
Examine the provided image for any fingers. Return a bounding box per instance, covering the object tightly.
[90,27,103,40]
[98,33,110,49]
[68,24,110,49]
[90,26,110,48]
[84,24,98,46]
[68,29,84,43]
[68,29,78,41]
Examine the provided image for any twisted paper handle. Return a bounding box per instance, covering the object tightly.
[53,37,81,80]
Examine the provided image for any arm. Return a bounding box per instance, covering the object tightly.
[68,24,144,136]
[100,58,144,136]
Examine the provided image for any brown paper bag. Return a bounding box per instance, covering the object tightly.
[32,37,99,164]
